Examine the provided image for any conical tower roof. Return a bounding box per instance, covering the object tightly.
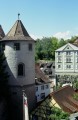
[2,20,34,41]
[0,25,5,40]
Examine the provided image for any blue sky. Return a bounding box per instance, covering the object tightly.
[0,0,78,39]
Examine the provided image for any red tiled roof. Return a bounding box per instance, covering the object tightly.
[35,63,51,83]
[51,86,78,114]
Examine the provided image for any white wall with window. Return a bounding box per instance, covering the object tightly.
[35,83,53,102]
[4,41,35,85]
[55,43,78,75]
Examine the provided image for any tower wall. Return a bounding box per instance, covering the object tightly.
[4,41,35,85]
[3,40,36,112]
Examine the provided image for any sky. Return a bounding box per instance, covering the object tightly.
[0,0,78,40]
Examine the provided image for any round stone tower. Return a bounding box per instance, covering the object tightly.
[0,19,36,119]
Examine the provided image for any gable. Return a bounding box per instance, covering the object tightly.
[63,44,74,51]
[56,43,78,52]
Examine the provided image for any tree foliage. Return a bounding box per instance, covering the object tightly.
[0,52,9,98]
[48,107,69,120]
[35,36,78,61]
[73,93,78,101]
[73,80,78,90]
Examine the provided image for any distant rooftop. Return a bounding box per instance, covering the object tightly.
[35,63,51,84]
[0,25,5,40]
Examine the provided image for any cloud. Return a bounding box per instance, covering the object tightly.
[30,31,72,40]
[53,31,71,40]
[30,34,43,40]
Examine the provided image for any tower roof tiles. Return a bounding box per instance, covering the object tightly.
[2,20,34,41]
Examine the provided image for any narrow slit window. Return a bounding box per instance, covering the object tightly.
[18,63,25,76]
[14,43,20,50]
[28,43,32,51]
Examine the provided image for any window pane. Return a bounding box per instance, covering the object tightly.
[14,43,20,50]
[66,51,71,55]
[66,65,71,69]
[18,63,24,76]
[41,85,44,90]
[45,85,48,89]
[58,57,61,63]
[28,43,32,51]
[66,57,71,63]
[36,87,38,91]
[58,65,61,68]
[41,93,45,99]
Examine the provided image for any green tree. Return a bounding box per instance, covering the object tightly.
[35,37,59,60]
[58,38,67,47]
[41,37,53,60]
[0,52,9,98]
[67,36,78,43]
[73,93,78,101]
[35,35,78,61]
[73,80,78,90]
[49,107,69,120]
[51,37,59,60]
[35,39,43,60]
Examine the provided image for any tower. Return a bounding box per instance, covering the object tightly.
[0,19,36,119]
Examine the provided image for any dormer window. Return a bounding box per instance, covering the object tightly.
[28,43,32,51]
[14,43,20,50]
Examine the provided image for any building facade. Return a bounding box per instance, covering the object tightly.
[36,83,53,102]
[55,43,78,82]
[35,63,53,102]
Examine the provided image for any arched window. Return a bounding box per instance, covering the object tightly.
[18,63,25,76]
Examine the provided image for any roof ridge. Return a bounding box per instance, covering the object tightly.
[14,20,18,36]
[6,20,17,36]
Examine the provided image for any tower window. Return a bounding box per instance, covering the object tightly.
[2,43,5,51]
[14,43,20,50]
[28,43,32,51]
[18,63,25,76]
[0,43,5,51]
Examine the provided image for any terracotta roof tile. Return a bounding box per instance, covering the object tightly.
[33,86,78,114]
[62,101,77,113]
[35,63,51,84]
[50,86,78,113]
